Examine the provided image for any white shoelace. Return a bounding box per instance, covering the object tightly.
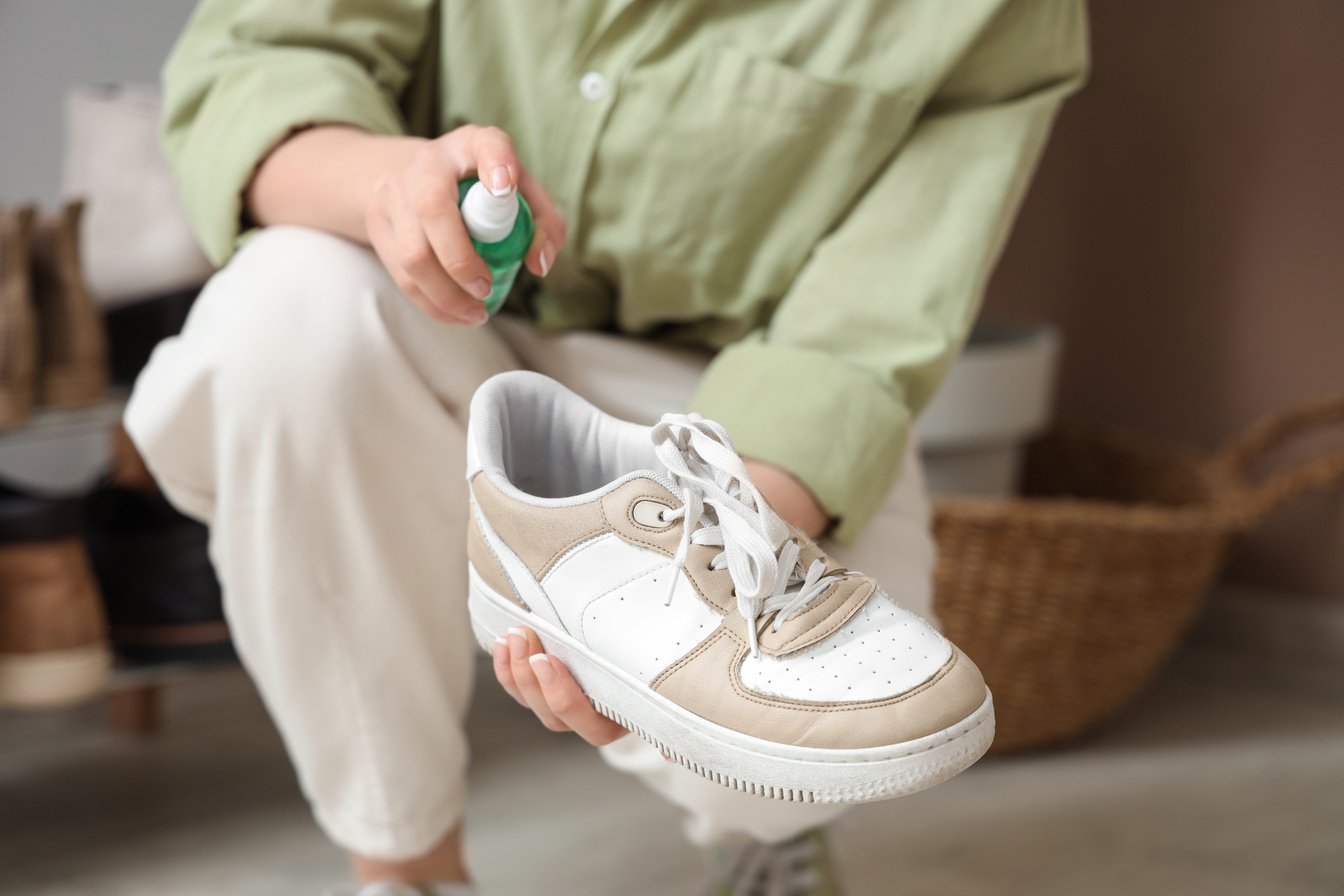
[652,413,838,657]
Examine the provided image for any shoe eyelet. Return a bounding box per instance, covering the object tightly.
[632,499,675,529]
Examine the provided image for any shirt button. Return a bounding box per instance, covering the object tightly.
[578,71,611,102]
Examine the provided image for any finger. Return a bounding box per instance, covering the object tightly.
[407,151,496,305]
[388,176,488,325]
[367,205,457,322]
[468,125,522,197]
[508,627,570,733]
[528,653,629,747]
[491,636,526,706]
[517,167,567,278]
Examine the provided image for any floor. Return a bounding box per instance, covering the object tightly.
[0,642,1340,896]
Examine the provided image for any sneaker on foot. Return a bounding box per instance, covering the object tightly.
[466,372,994,803]
[702,829,842,896]
[325,883,473,896]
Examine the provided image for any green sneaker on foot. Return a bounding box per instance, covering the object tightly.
[325,884,473,896]
[703,829,843,896]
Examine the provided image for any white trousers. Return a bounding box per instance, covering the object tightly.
[124,227,938,860]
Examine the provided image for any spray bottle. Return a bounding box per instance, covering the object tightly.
[458,177,534,316]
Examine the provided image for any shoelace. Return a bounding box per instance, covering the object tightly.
[652,413,838,658]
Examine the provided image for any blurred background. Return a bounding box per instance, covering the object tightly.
[0,2,1341,895]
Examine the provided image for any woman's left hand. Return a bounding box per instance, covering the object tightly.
[492,626,630,746]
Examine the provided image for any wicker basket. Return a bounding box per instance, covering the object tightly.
[932,392,1344,754]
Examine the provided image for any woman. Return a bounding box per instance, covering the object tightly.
[128,1,1088,892]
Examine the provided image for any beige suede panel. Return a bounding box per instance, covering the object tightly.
[599,478,878,635]
[469,473,609,579]
[651,623,988,750]
[750,525,869,655]
[599,477,683,555]
[681,543,737,613]
[599,477,738,613]
[466,508,523,608]
[757,576,874,656]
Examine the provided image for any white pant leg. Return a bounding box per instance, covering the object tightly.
[125,237,936,857]
[493,318,938,846]
[125,227,520,860]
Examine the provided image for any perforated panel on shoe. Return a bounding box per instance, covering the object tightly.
[739,589,951,702]
[541,533,666,637]
[581,565,724,684]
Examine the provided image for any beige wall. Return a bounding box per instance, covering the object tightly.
[984,1,1344,599]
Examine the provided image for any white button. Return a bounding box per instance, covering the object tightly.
[578,71,611,102]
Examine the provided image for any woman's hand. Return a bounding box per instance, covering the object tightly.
[246,124,567,326]
[492,626,629,746]
[363,125,567,325]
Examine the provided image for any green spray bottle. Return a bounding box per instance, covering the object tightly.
[458,177,534,316]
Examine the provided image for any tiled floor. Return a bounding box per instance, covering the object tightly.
[1,642,1340,896]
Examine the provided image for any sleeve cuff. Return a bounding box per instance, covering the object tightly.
[686,339,913,543]
[166,55,407,265]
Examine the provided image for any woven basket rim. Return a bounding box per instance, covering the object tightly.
[1037,419,1210,462]
[934,491,1238,533]
[934,421,1245,534]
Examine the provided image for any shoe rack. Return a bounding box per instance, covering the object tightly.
[0,399,149,735]
[0,394,229,738]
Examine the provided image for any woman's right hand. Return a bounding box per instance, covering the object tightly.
[363,124,567,325]
[246,124,567,326]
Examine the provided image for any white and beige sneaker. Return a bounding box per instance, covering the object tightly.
[465,372,994,803]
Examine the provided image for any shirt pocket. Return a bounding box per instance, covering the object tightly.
[624,46,919,309]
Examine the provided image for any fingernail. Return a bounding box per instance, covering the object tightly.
[468,278,492,300]
[539,243,553,277]
[493,636,508,649]
[528,654,556,685]
[465,305,489,326]
[488,167,512,196]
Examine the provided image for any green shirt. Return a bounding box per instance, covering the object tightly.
[162,0,1088,541]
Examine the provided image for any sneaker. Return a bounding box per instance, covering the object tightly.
[325,884,473,896]
[466,372,993,803]
[702,829,843,896]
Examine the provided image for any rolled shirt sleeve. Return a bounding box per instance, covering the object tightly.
[160,0,435,264]
[689,0,1089,542]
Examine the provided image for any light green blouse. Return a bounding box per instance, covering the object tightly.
[162,0,1088,540]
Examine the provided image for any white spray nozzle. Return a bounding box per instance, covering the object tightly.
[461,182,519,243]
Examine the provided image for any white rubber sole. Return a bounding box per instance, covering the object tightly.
[0,644,111,709]
[468,566,994,804]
